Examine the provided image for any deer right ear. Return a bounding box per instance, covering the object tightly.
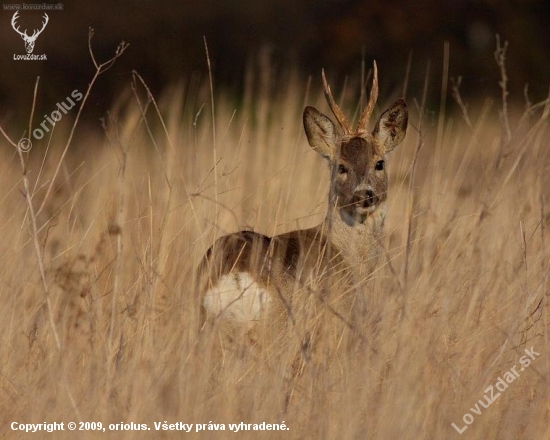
[372,98,408,153]
[303,106,337,161]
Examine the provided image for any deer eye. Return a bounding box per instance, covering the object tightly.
[338,164,348,175]
[375,160,385,171]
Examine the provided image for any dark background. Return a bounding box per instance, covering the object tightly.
[1,0,549,125]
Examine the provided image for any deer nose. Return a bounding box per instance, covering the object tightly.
[353,188,378,208]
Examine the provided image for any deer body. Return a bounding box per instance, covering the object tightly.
[197,63,408,345]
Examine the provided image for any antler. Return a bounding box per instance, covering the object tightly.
[11,11,27,38]
[322,69,351,134]
[357,61,379,132]
[31,13,49,39]
[322,62,379,135]
[11,12,49,40]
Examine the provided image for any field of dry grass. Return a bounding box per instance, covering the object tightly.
[1,44,549,439]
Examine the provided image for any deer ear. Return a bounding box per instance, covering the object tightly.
[372,98,408,153]
[303,106,337,161]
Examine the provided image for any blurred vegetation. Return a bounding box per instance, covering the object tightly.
[1,0,549,124]
[1,3,550,437]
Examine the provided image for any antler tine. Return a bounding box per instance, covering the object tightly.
[33,13,49,37]
[40,13,49,30]
[11,10,19,26]
[357,61,379,131]
[322,69,351,134]
[11,11,26,37]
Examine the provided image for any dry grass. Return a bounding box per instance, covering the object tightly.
[1,43,549,439]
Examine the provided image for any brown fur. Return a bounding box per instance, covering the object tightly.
[197,71,408,355]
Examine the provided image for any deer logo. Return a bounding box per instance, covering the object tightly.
[11,11,49,54]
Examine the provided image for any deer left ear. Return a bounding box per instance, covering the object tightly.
[372,98,408,153]
[303,106,337,161]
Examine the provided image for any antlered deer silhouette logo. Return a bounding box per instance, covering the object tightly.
[11,11,49,54]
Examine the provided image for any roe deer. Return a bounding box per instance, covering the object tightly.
[197,62,408,350]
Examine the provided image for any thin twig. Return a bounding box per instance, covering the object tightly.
[36,29,128,217]
[494,34,512,145]
[203,36,219,227]
[0,31,128,351]
[404,60,429,288]
[402,50,413,100]
[0,78,62,350]
[203,36,216,148]
[435,41,449,152]
[451,76,473,129]
[27,76,39,141]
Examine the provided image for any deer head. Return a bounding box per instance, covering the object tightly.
[303,62,408,226]
[11,11,49,54]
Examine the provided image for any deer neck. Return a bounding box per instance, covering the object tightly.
[322,201,387,279]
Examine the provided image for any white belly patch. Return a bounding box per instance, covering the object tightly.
[204,272,271,322]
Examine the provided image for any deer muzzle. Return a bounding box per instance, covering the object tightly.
[352,188,378,213]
